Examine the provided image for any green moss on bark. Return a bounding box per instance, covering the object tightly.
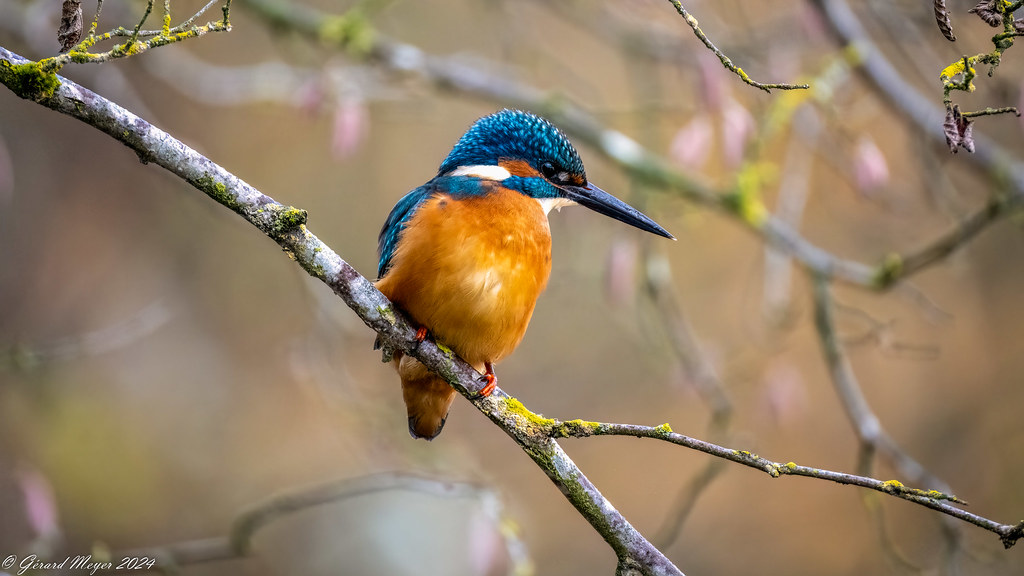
[0,60,60,102]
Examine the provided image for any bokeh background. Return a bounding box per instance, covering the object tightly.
[2,0,1024,574]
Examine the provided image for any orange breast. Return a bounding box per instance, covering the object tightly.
[375,185,552,368]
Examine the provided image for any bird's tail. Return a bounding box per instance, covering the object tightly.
[394,353,457,440]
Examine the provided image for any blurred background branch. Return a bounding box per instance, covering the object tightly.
[116,473,531,575]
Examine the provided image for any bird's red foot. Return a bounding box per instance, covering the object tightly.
[478,362,497,397]
[415,326,428,342]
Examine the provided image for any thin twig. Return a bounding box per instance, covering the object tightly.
[97,0,221,40]
[543,417,1023,547]
[664,0,809,93]
[960,106,1021,118]
[40,0,232,73]
[129,0,154,46]
[87,0,104,38]
[179,0,221,30]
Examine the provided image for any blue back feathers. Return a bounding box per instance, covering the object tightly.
[378,184,430,277]
[377,109,586,278]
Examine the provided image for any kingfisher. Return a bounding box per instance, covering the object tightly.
[376,109,673,439]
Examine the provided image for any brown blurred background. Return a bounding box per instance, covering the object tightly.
[2,0,1024,574]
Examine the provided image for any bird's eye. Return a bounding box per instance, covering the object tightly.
[540,162,559,180]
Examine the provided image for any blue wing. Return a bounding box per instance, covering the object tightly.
[377,176,496,278]
[377,185,433,278]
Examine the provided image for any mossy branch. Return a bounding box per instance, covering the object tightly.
[499,404,1024,545]
[40,0,230,74]
[961,106,1021,118]
[932,0,1024,149]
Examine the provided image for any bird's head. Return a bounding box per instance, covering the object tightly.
[437,109,673,239]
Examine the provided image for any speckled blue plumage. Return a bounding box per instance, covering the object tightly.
[437,109,585,178]
[377,184,431,278]
[377,110,585,278]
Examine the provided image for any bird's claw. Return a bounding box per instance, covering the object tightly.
[478,373,497,398]
[476,362,497,398]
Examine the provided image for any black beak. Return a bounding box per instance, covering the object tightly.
[561,182,674,239]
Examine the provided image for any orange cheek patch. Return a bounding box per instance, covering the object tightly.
[499,159,541,178]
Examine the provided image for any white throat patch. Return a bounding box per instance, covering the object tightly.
[447,165,512,180]
[536,197,577,215]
